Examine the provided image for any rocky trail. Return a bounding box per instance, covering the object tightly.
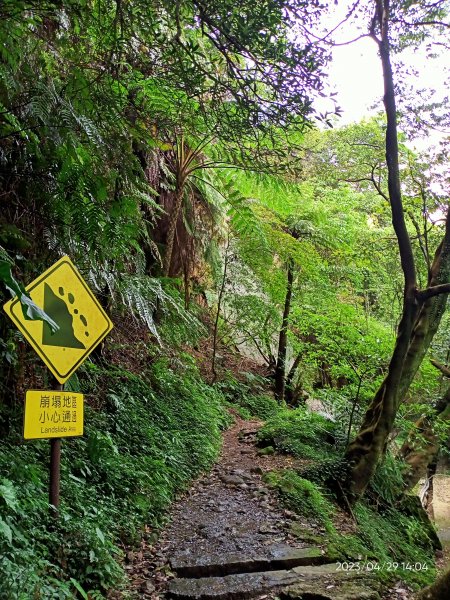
[121,416,414,600]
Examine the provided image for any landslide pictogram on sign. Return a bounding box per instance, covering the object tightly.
[3,256,113,383]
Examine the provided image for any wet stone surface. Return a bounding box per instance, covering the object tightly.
[121,415,385,599]
[124,416,319,598]
[165,472,306,561]
[167,564,382,600]
[170,546,326,578]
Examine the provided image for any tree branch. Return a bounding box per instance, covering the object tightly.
[369,163,389,201]
[408,211,431,274]
[392,18,450,28]
[430,358,450,378]
[417,283,450,301]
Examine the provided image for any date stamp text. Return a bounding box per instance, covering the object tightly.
[336,561,429,572]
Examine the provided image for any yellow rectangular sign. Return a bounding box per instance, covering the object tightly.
[24,390,84,439]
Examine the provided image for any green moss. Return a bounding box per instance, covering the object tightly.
[258,445,275,455]
[289,522,326,544]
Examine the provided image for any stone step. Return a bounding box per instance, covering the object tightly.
[170,546,329,578]
[167,564,381,599]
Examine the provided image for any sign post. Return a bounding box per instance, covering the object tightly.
[49,388,62,515]
[50,436,61,511]
[3,256,113,514]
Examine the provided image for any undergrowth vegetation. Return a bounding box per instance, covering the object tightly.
[222,388,443,591]
[263,466,437,588]
[0,358,228,598]
[216,372,280,420]
[1,1,449,598]
[255,404,439,590]
[263,470,335,532]
[257,408,340,460]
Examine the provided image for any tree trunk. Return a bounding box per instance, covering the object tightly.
[162,136,196,278]
[344,208,450,500]
[274,257,294,402]
[400,408,449,492]
[183,252,191,310]
[211,232,231,383]
[342,1,450,500]
[163,185,185,277]
[346,373,364,446]
[397,235,450,402]
[400,362,450,491]
[416,567,450,600]
[285,351,303,405]
[343,2,419,500]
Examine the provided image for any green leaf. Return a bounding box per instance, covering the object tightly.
[70,578,89,600]
[0,259,19,296]
[0,259,59,333]
[17,293,60,332]
[95,526,105,544]
[0,479,18,512]
[0,518,12,544]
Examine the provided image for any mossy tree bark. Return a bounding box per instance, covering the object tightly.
[400,400,450,492]
[416,567,450,600]
[400,360,450,491]
[343,0,450,501]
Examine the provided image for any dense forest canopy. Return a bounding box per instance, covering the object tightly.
[1,1,450,598]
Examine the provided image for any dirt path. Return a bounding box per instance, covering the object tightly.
[121,415,385,600]
[126,416,313,597]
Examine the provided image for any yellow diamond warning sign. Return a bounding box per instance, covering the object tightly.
[24,390,84,439]
[3,256,113,383]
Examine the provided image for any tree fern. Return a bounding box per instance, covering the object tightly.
[195,168,269,252]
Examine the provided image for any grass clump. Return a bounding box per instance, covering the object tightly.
[215,371,280,420]
[263,469,335,533]
[235,394,280,420]
[257,408,337,460]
